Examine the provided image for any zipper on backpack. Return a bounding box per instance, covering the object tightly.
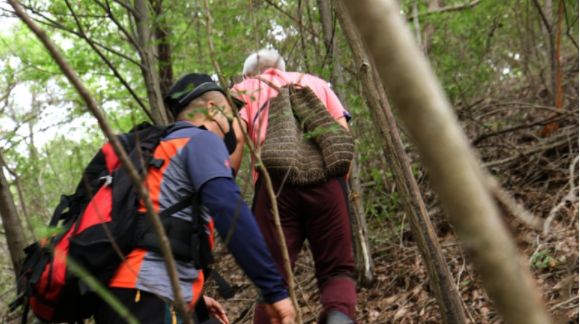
[135,289,140,302]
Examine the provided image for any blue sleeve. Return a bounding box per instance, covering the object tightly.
[200,177,289,304]
[181,131,234,191]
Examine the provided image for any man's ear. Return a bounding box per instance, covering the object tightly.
[206,100,221,119]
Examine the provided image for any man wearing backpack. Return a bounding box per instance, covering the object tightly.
[95,73,295,324]
[231,50,357,324]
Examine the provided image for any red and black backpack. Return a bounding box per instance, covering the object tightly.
[9,122,231,323]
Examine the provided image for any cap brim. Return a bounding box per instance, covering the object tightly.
[180,84,246,110]
[167,82,246,116]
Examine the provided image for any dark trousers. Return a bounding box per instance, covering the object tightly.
[252,177,357,323]
[94,288,202,324]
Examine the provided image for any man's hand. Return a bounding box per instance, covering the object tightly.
[264,298,296,324]
[203,296,229,324]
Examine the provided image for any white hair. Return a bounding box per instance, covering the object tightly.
[242,49,286,76]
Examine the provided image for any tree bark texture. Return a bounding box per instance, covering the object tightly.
[0,149,27,278]
[317,0,347,104]
[544,0,557,100]
[133,0,169,125]
[151,0,174,100]
[347,153,375,286]
[10,171,36,241]
[333,2,467,323]
[339,1,553,324]
[317,0,374,286]
[423,0,444,54]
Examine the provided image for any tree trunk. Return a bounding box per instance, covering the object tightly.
[151,0,174,100]
[3,163,36,241]
[318,0,374,286]
[0,149,27,278]
[544,0,556,100]
[347,153,374,286]
[333,1,467,323]
[133,0,169,125]
[339,0,553,323]
[423,0,444,54]
[317,0,347,103]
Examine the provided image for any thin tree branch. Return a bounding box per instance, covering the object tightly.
[487,175,544,230]
[63,0,154,122]
[561,0,579,50]
[412,0,422,51]
[262,0,357,76]
[297,0,311,73]
[475,100,579,118]
[543,155,579,234]
[408,0,484,20]
[472,113,571,145]
[0,151,36,240]
[264,0,319,39]
[484,130,578,168]
[5,1,193,323]
[112,0,138,15]
[92,0,143,55]
[2,7,143,67]
[532,0,552,34]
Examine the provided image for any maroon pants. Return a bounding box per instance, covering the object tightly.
[252,176,357,323]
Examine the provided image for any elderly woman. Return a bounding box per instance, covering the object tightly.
[231,50,356,324]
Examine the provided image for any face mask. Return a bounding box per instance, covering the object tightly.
[214,119,237,155]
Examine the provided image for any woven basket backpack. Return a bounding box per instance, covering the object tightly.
[255,75,354,186]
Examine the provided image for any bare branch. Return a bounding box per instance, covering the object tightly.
[92,0,143,54]
[112,0,138,15]
[543,155,579,234]
[63,0,154,122]
[412,0,422,51]
[472,113,571,145]
[0,155,36,240]
[3,6,143,67]
[487,176,544,230]
[408,0,484,20]
[484,130,578,168]
[561,0,579,50]
[0,147,27,277]
[5,1,192,322]
[532,0,552,34]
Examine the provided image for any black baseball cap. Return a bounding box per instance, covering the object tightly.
[164,73,245,117]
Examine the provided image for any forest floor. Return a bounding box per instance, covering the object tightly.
[207,209,578,324]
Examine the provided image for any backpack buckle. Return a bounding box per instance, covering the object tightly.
[149,157,164,169]
[99,175,113,188]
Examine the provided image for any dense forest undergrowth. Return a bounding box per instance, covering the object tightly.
[0,0,578,323]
